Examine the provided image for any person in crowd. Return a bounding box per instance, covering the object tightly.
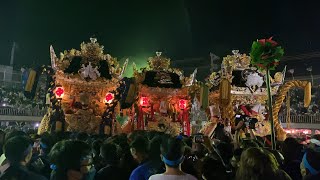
[91,139,103,171]
[149,137,197,180]
[49,140,95,180]
[300,149,320,180]
[29,133,54,179]
[281,137,303,180]
[230,148,243,169]
[129,136,159,180]
[95,142,127,180]
[0,130,28,174]
[269,149,285,168]
[308,134,320,152]
[0,130,5,155]
[117,137,137,178]
[236,147,291,180]
[0,136,47,180]
[201,156,228,180]
[76,132,89,142]
[181,135,206,179]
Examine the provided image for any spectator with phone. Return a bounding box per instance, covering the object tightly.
[0,136,47,180]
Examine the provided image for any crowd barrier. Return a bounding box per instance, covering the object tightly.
[0,108,45,117]
[279,114,320,124]
[1,108,320,124]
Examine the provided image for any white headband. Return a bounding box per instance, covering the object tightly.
[310,138,320,146]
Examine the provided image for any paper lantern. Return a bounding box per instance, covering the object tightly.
[140,97,149,107]
[179,99,187,109]
[104,93,114,104]
[54,86,64,99]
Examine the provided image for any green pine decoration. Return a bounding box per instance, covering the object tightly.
[250,37,284,71]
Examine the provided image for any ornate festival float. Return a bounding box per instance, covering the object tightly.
[201,38,311,144]
[38,38,128,135]
[129,52,197,135]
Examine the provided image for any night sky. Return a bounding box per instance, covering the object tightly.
[1,0,320,71]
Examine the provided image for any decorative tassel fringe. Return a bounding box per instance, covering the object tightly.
[219,78,231,107]
[304,82,311,107]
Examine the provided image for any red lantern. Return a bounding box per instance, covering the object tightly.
[179,99,187,109]
[54,86,64,99]
[104,93,114,104]
[140,97,149,107]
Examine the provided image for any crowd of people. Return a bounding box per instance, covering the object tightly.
[0,85,46,115]
[0,120,319,180]
[281,88,320,116]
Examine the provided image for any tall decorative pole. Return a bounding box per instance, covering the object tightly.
[10,42,16,66]
[265,69,276,149]
[250,37,284,150]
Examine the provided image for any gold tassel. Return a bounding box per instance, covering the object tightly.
[304,82,311,107]
[55,121,62,132]
[25,69,37,92]
[219,79,231,107]
[125,84,137,103]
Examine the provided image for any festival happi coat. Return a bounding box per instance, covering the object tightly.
[132,52,197,136]
[38,38,128,134]
[201,50,287,137]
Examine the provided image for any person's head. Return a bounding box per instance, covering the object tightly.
[240,139,260,149]
[231,148,243,168]
[39,133,54,156]
[3,136,33,166]
[309,134,320,152]
[268,149,284,167]
[161,136,185,169]
[100,142,120,166]
[4,130,27,143]
[149,136,162,162]
[236,147,279,180]
[130,136,149,163]
[300,150,320,177]
[281,137,302,162]
[92,139,103,159]
[49,140,95,180]
[202,156,227,180]
[191,140,206,159]
[76,132,89,142]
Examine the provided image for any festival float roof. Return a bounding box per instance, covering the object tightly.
[206,50,286,105]
[46,38,128,133]
[131,52,197,134]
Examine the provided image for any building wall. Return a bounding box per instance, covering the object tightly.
[0,65,14,82]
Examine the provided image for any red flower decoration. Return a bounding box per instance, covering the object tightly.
[105,93,114,103]
[258,37,278,47]
[179,99,187,109]
[140,97,149,106]
[55,87,64,98]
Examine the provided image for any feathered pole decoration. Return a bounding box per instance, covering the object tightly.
[250,37,284,149]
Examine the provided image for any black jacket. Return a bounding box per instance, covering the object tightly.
[0,165,47,180]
